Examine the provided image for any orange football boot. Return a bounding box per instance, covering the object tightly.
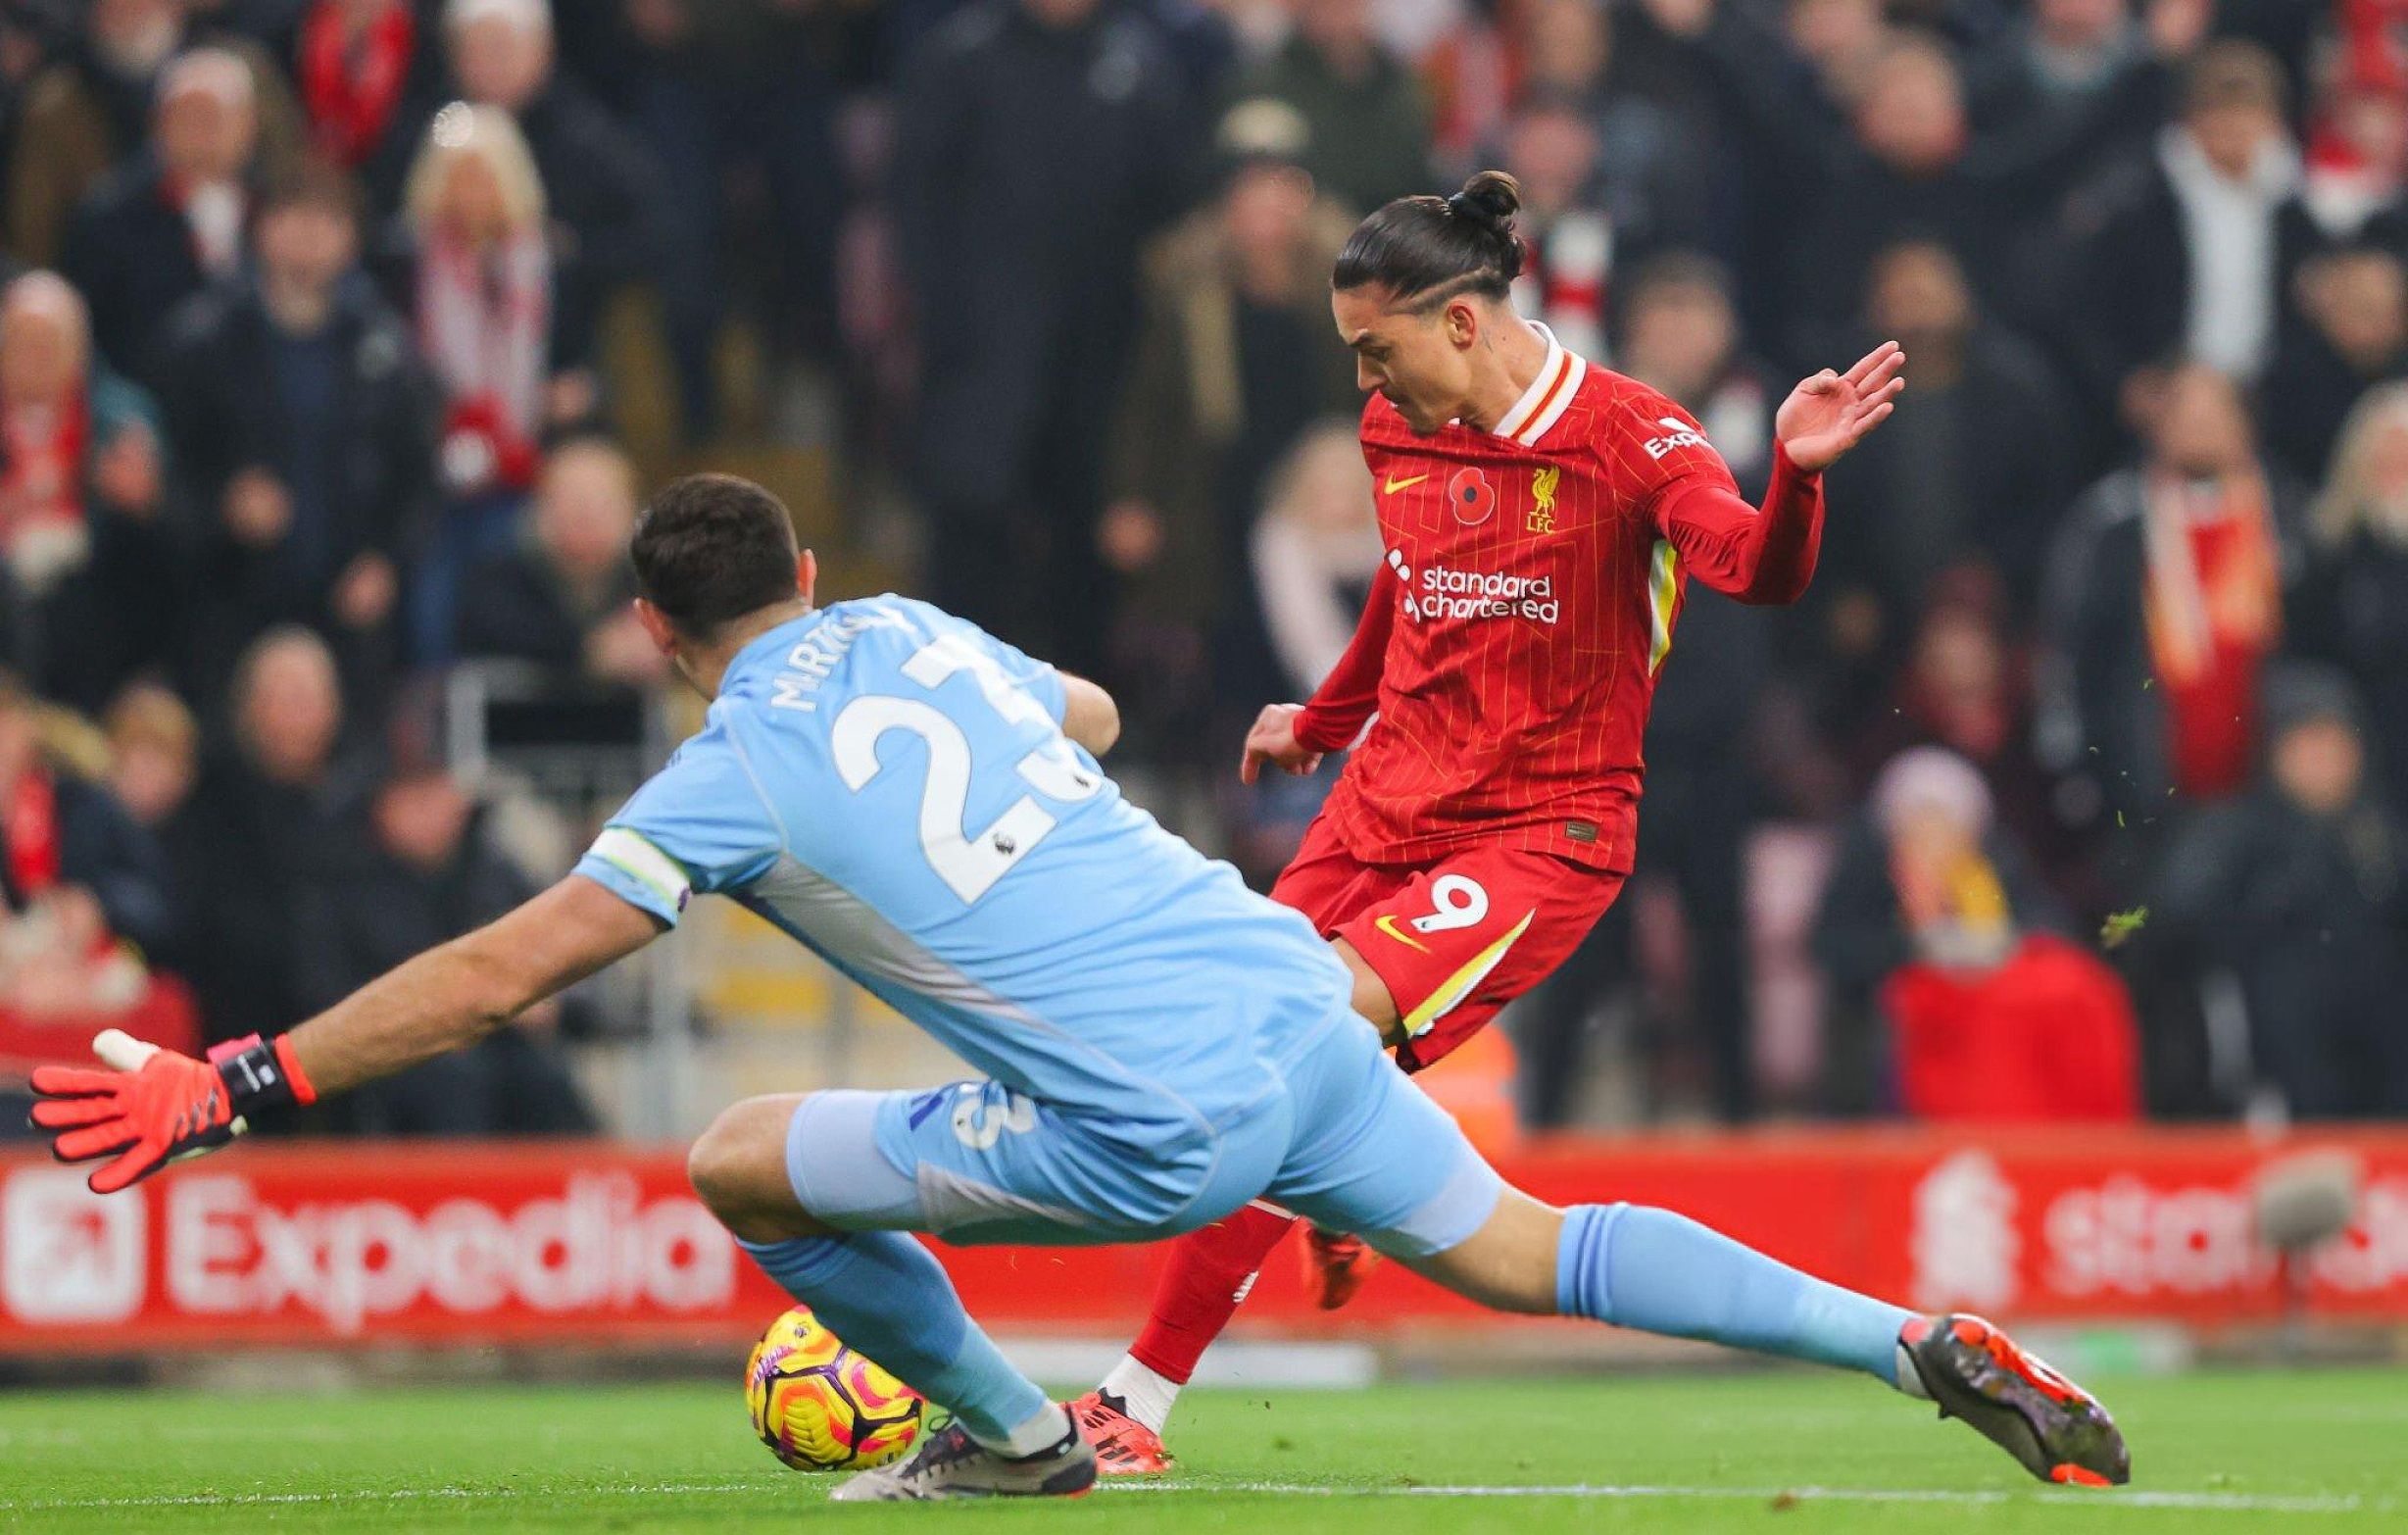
[1070,1391,1176,1477]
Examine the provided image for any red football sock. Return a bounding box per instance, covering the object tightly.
[1127,1203,1298,1385]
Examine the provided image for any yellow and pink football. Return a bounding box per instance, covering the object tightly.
[745,1306,924,1471]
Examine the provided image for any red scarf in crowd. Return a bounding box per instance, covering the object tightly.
[0,391,90,559]
[4,768,60,903]
[2141,471,2283,799]
[300,0,418,169]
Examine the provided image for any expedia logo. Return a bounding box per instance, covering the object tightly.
[1644,416,1708,460]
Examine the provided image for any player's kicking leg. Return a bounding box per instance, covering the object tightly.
[1274,1021,2133,1489]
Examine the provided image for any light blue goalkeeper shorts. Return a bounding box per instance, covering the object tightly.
[780,1012,1504,1259]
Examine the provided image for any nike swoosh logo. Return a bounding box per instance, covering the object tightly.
[1382,473,1430,495]
[1373,915,1432,954]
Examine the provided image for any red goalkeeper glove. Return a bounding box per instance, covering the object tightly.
[27,1030,317,1194]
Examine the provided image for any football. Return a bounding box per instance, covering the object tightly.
[745,1306,925,1471]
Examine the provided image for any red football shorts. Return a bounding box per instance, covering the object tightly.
[1269,815,1627,1073]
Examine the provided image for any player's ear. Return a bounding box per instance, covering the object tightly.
[796,549,817,606]
[1444,295,1481,350]
[632,598,677,656]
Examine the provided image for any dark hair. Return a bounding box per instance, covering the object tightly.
[2183,38,2285,119]
[259,155,365,226]
[1332,171,1524,306]
[1618,251,1736,316]
[631,473,802,638]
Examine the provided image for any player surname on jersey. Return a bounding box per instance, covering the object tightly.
[769,606,916,713]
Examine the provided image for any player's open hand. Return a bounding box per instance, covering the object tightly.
[1774,341,1906,473]
[27,1031,244,1194]
[1240,703,1325,785]
[27,1029,312,1194]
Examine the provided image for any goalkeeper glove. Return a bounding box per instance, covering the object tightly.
[27,1029,318,1194]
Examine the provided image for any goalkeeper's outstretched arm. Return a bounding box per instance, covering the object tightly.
[30,874,660,1192]
[284,874,662,1096]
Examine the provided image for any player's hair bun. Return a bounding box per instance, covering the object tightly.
[1334,169,1526,301]
[1446,171,1522,236]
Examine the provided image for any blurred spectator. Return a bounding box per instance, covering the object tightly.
[101,680,200,834]
[2061,40,2303,404]
[297,760,596,1135]
[1527,0,1725,256]
[895,0,1192,674]
[2039,364,2298,838]
[2147,664,2408,1117]
[1523,252,1776,1123]
[1963,0,2190,165]
[6,0,306,269]
[1659,3,2183,364]
[2292,381,2408,820]
[295,0,435,173]
[377,0,663,381]
[0,271,180,714]
[1812,747,2107,1117]
[60,48,270,388]
[1435,0,1720,256]
[1614,253,1773,489]
[0,669,197,1064]
[598,0,843,443]
[1231,0,1431,216]
[2297,34,2408,249]
[457,436,663,687]
[0,670,172,957]
[1849,569,2089,906]
[1250,422,1381,704]
[1499,91,1612,364]
[169,626,367,1044]
[1102,102,1357,748]
[387,101,570,663]
[156,158,435,707]
[2261,243,2408,482]
[1221,421,1376,881]
[1820,238,2075,627]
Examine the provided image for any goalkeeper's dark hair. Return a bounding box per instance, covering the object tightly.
[1332,171,1525,307]
[631,473,801,639]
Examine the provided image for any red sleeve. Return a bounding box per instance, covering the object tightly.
[1649,440,1825,607]
[1293,558,1398,753]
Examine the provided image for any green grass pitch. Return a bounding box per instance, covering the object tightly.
[0,1369,2400,1533]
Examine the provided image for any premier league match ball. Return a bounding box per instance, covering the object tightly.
[745,1306,924,1471]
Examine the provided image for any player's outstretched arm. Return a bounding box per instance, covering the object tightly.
[28,875,660,1192]
[1058,673,1121,758]
[280,874,661,1096]
[1655,342,1905,606]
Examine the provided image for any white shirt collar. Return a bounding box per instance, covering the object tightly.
[1490,322,1589,448]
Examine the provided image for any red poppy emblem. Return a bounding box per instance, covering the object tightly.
[1448,466,1497,525]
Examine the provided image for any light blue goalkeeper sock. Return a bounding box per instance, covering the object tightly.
[1555,1204,1914,1388]
[739,1232,1053,1448]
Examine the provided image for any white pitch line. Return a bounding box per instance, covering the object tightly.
[1110,1481,2373,1514]
[0,1480,758,1513]
[0,1478,2379,1517]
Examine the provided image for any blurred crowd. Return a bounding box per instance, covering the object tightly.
[0,0,2404,1136]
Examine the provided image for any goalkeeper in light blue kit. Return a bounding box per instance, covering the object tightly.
[28,475,2128,1501]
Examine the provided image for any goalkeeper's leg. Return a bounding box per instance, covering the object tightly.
[1277,1019,2131,1488]
[685,1096,1077,1472]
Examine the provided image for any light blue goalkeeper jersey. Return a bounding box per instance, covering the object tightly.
[574,596,1353,1151]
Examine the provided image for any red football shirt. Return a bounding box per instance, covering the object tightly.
[1292,328,1826,873]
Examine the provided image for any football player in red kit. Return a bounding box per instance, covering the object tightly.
[1074,172,1906,1472]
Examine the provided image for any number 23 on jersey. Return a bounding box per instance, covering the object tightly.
[831,636,1101,904]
